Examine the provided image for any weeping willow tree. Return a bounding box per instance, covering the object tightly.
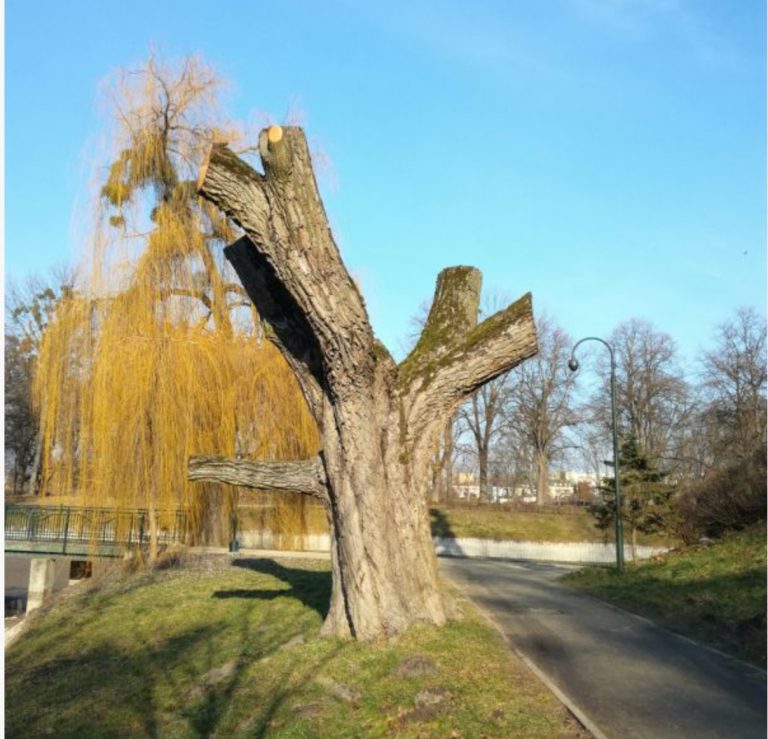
[33,55,321,554]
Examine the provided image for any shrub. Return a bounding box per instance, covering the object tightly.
[672,447,766,543]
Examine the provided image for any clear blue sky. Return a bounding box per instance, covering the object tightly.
[5,0,766,364]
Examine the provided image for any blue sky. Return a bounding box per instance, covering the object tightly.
[5,0,766,364]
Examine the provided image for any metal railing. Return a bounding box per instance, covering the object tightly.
[5,504,188,557]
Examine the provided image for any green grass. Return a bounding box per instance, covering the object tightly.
[6,555,587,738]
[430,503,670,546]
[563,524,767,667]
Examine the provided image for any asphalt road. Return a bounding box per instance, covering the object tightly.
[440,558,767,739]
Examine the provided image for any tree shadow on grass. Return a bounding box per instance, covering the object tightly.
[215,558,331,619]
[6,594,343,738]
[6,623,219,738]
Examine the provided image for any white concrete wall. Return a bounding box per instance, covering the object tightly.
[433,537,666,563]
[239,530,331,552]
[238,529,666,564]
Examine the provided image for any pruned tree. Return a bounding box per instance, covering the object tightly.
[189,125,538,639]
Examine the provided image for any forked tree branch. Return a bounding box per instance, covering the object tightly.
[402,282,537,443]
[198,128,375,398]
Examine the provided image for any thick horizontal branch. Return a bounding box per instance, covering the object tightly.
[188,455,329,504]
[198,129,376,398]
[403,292,538,442]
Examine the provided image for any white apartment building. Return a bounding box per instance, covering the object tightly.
[450,471,598,503]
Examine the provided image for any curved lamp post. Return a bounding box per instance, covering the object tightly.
[568,337,625,573]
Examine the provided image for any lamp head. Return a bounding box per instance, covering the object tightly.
[568,357,580,372]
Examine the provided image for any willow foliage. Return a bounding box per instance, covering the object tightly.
[33,55,321,545]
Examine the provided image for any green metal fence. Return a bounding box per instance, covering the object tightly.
[4,504,188,557]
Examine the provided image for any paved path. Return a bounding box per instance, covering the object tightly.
[440,558,767,739]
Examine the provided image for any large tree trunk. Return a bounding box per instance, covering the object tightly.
[190,126,538,639]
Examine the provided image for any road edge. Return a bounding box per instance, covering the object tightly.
[565,585,768,680]
[464,592,609,739]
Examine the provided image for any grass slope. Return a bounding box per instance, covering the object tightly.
[564,525,767,666]
[6,555,587,738]
[430,504,669,546]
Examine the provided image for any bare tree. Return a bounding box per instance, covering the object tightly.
[700,307,766,460]
[429,416,460,502]
[458,375,511,500]
[188,126,538,640]
[670,309,767,541]
[503,316,578,505]
[5,270,75,495]
[593,319,692,465]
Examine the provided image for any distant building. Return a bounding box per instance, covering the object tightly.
[450,471,597,503]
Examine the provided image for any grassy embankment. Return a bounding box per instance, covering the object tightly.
[6,555,587,738]
[564,524,767,667]
[430,503,670,546]
[8,495,669,547]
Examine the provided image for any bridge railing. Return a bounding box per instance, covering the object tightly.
[5,504,188,556]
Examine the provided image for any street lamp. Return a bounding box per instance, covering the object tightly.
[568,337,625,573]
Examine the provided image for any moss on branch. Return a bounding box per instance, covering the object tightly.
[397,291,535,396]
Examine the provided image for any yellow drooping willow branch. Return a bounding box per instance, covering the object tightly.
[31,54,323,547]
[34,291,320,541]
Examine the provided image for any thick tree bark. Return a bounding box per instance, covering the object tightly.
[189,455,328,502]
[191,126,538,639]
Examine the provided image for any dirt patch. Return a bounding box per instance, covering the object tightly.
[184,658,240,702]
[316,675,361,707]
[391,655,437,678]
[399,686,451,724]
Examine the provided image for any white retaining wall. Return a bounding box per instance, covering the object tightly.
[239,530,331,552]
[433,537,666,563]
[239,529,666,564]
